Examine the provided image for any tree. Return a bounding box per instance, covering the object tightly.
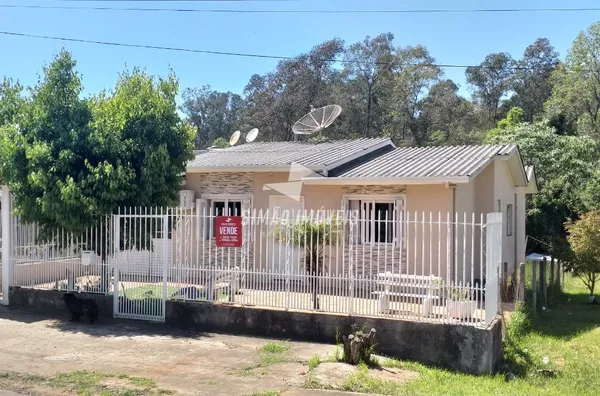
[465,53,515,125]
[546,22,600,137]
[510,38,559,122]
[422,79,483,145]
[389,45,441,145]
[243,39,345,141]
[0,50,194,239]
[211,137,229,148]
[180,86,244,149]
[486,121,599,253]
[273,215,341,310]
[484,107,524,142]
[0,77,24,126]
[342,33,395,137]
[565,211,600,303]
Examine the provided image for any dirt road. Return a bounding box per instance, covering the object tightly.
[0,307,335,395]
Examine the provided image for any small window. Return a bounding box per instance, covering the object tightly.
[506,204,513,236]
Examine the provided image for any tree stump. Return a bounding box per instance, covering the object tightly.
[342,327,376,365]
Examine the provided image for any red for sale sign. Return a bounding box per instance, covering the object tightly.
[215,216,243,248]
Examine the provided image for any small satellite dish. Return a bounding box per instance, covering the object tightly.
[229,130,241,146]
[246,128,259,143]
[292,105,342,135]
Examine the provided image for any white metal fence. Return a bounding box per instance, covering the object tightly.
[3,206,502,327]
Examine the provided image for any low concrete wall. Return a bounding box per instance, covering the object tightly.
[8,287,502,375]
[166,302,502,375]
[9,287,113,319]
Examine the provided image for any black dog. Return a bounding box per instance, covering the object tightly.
[63,293,99,324]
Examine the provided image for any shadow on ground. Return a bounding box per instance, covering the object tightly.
[528,291,600,340]
[0,306,213,340]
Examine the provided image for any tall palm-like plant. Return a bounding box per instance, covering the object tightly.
[273,214,342,310]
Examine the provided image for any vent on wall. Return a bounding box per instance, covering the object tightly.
[180,190,195,209]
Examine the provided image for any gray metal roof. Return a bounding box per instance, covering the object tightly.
[187,138,392,170]
[336,144,517,179]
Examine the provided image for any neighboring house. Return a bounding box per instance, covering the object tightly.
[182,138,538,281]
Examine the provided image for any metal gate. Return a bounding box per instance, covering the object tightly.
[112,211,170,322]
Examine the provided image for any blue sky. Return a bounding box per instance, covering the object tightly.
[1,0,600,101]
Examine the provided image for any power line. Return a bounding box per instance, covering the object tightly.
[0,30,532,70]
[2,4,600,14]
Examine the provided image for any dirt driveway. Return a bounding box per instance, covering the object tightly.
[0,307,336,395]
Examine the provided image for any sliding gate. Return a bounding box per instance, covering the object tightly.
[112,211,170,322]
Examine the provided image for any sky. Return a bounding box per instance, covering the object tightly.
[1,0,600,102]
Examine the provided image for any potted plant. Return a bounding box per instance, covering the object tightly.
[445,283,477,320]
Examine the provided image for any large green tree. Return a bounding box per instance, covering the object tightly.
[546,22,600,137]
[486,121,599,253]
[0,77,24,126]
[465,52,515,125]
[0,51,194,237]
[180,86,244,149]
[509,38,559,122]
[565,211,600,302]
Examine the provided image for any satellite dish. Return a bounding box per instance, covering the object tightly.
[246,128,259,143]
[292,105,342,135]
[229,130,241,146]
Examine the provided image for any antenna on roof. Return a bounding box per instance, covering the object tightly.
[292,105,342,141]
[229,130,241,146]
[245,128,259,143]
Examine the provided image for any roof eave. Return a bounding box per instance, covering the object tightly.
[497,146,528,187]
[301,176,471,185]
[186,165,325,173]
[524,166,539,194]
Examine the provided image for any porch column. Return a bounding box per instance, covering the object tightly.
[196,198,208,240]
[2,185,12,305]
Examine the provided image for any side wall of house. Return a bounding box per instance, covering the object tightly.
[493,160,518,276]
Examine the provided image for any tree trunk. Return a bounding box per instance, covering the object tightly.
[342,328,377,365]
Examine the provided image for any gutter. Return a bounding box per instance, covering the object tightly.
[301,176,471,185]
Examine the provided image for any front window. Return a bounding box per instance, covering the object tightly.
[347,199,399,245]
[210,199,242,238]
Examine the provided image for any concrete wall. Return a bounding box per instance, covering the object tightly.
[8,286,503,375]
[9,286,113,319]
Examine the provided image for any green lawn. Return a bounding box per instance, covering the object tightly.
[120,284,181,300]
[311,275,600,396]
[120,284,229,301]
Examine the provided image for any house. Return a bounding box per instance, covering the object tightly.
[182,138,538,284]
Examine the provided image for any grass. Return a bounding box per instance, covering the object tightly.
[229,342,292,377]
[303,275,600,396]
[249,391,280,396]
[0,370,171,396]
[122,284,229,301]
[308,355,321,371]
[121,285,182,300]
[260,342,289,354]
[258,342,290,366]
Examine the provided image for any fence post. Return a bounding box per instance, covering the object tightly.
[531,260,537,315]
[348,218,354,316]
[1,185,12,305]
[517,262,525,302]
[550,257,555,299]
[542,257,547,308]
[556,260,562,290]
